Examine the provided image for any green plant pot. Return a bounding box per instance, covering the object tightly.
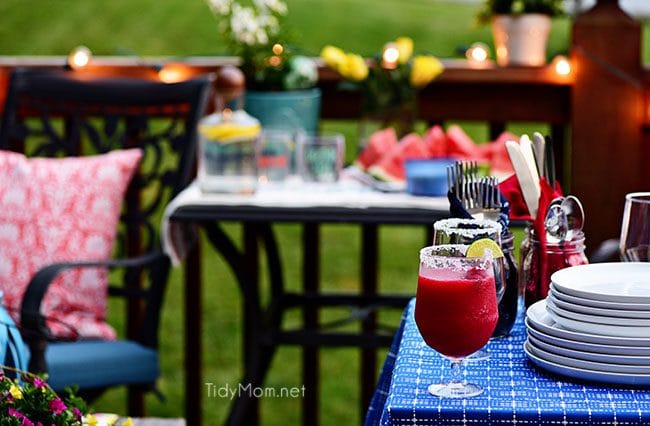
[244,88,322,134]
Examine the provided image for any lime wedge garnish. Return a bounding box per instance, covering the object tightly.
[466,238,504,259]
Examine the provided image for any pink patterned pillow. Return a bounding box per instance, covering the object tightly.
[0,149,143,340]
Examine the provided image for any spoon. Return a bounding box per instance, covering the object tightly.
[561,195,585,239]
[545,197,568,243]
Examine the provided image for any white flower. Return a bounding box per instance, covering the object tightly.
[231,5,267,47]
[207,0,232,15]
[254,0,287,15]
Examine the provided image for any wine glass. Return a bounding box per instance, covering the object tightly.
[415,245,498,398]
[620,192,650,261]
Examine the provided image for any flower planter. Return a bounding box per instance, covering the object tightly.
[492,14,551,66]
[244,88,322,134]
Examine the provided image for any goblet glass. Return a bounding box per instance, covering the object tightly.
[620,192,650,261]
[415,245,498,398]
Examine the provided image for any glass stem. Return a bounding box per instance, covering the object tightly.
[449,359,463,385]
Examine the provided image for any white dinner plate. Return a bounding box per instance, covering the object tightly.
[527,333,650,365]
[526,300,650,346]
[546,302,650,338]
[526,320,650,356]
[550,283,650,312]
[551,263,650,303]
[524,341,650,386]
[546,298,650,327]
[526,339,650,374]
[550,286,650,318]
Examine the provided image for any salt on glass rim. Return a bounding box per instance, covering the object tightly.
[419,244,492,270]
[433,218,502,239]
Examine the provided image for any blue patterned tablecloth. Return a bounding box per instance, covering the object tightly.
[365,299,650,426]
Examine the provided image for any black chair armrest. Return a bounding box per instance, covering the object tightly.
[20,251,169,373]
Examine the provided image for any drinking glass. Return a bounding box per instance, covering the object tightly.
[415,245,498,398]
[296,132,345,183]
[433,218,510,336]
[256,130,292,184]
[620,192,650,261]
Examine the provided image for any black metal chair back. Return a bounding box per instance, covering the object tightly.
[0,68,211,411]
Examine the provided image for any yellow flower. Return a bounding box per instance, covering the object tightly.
[320,45,347,72]
[9,384,21,399]
[122,418,134,426]
[341,53,368,81]
[410,55,444,87]
[84,414,98,426]
[395,37,414,64]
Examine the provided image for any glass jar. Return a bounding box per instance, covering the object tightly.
[522,230,588,307]
[197,109,261,194]
[493,231,518,338]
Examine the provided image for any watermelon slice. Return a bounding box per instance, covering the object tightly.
[354,127,398,171]
[423,125,447,157]
[368,133,429,182]
[445,124,479,159]
[480,131,517,177]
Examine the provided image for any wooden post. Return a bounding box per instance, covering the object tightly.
[570,0,645,252]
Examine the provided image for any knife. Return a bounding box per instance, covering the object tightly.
[544,135,556,187]
[532,132,546,179]
[506,140,540,218]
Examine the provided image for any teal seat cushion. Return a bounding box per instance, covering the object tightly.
[28,340,159,391]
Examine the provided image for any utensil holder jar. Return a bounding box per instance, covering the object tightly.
[521,230,588,308]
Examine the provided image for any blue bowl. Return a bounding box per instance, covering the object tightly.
[405,159,455,196]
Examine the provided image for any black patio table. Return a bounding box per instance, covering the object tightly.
[164,181,450,425]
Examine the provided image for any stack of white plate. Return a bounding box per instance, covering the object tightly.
[525,262,650,385]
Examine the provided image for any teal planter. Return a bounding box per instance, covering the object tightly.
[244,88,321,134]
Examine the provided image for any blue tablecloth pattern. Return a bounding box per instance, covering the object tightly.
[366,299,650,425]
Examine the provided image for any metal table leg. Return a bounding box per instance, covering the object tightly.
[302,223,320,426]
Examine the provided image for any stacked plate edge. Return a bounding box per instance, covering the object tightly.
[524,262,650,385]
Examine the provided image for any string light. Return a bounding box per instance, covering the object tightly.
[272,43,284,55]
[552,55,571,76]
[381,43,399,69]
[67,46,92,70]
[466,42,490,65]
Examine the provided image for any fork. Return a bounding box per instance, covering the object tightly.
[447,161,502,221]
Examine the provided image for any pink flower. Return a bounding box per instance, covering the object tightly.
[8,408,34,426]
[32,377,46,389]
[48,398,67,415]
[73,407,82,420]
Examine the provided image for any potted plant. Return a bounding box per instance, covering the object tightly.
[206,0,320,133]
[320,38,443,139]
[478,0,564,66]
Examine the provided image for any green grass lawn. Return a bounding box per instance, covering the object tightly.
[0,1,647,425]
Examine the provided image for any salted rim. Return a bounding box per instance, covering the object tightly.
[433,218,502,239]
[419,244,492,270]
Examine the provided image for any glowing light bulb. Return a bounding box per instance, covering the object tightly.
[68,46,92,70]
[382,43,399,69]
[466,42,489,64]
[553,55,571,76]
[272,43,284,55]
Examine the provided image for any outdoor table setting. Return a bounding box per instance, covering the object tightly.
[364,132,650,425]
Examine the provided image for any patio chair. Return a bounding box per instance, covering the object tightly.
[0,68,211,414]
